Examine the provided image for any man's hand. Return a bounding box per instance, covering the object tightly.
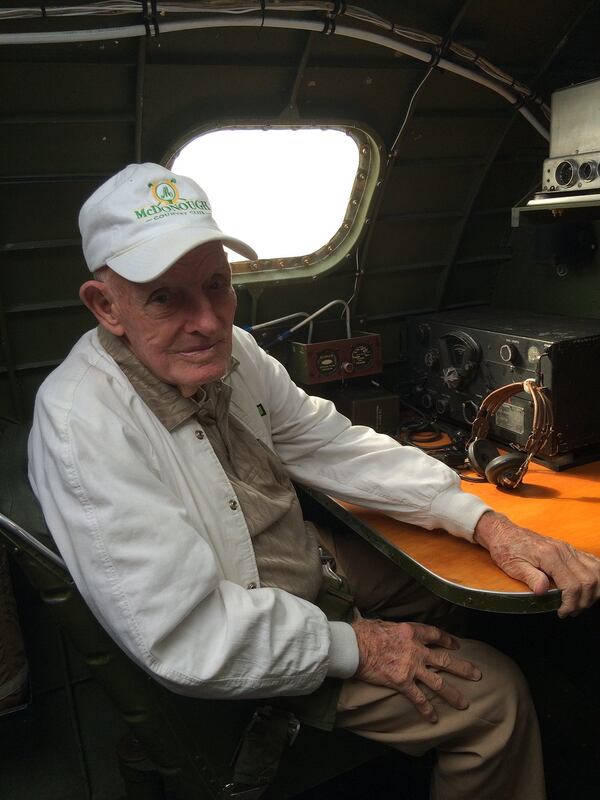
[351,617,481,723]
[474,510,600,617]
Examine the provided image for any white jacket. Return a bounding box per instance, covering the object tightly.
[28,326,489,699]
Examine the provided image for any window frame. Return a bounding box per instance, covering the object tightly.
[165,121,382,286]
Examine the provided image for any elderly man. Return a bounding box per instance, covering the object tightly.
[28,163,600,800]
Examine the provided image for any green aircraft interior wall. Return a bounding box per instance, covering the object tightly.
[2,0,600,422]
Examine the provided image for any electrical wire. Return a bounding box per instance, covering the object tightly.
[0,2,550,140]
[397,400,487,479]
[458,473,487,483]
[249,311,314,342]
[0,1,551,121]
[288,298,352,339]
[400,425,474,471]
[256,298,351,349]
[345,247,362,312]
[388,56,440,159]
[0,0,553,118]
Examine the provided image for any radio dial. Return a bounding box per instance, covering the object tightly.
[316,350,338,375]
[527,345,541,363]
[499,344,516,364]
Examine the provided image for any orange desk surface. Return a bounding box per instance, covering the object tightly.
[335,459,600,613]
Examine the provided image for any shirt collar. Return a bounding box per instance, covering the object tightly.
[97,326,237,432]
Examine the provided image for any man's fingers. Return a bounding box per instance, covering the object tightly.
[416,667,469,711]
[352,619,482,724]
[475,512,600,616]
[578,574,600,608]
[497,558,550,595]
[559,552,599,615]
[404,682,438,723]
[557,587,581,618]
[505,551,598,616]
[428,648,482,682]
[411,624,459,651]
[557,574,598,616]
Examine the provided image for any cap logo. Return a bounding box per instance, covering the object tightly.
[150,179,179,205]
[133,176,212,222]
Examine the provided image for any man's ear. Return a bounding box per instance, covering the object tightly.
[79,280,125,336]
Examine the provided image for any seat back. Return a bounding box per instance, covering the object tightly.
[0,422,240,798]
[0,422,387,799]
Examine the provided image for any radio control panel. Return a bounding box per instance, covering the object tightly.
[405,308,600,461]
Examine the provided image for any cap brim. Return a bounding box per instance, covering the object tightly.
[106,226,257,282]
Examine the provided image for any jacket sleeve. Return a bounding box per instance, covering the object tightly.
[237,331,490,541]
[28,374,357,699]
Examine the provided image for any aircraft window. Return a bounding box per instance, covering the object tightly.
[170,126,379,284]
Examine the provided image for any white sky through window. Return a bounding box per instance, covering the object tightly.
[172,129,359,262]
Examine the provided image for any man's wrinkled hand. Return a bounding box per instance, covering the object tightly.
[474,510,600,618]
[350,617,481,723]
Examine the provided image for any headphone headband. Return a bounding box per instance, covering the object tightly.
[469,380,554,488]
[470,381,525,440]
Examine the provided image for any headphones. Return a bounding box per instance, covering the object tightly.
[467,379,553,490]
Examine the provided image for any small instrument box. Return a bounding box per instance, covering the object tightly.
[286,323,382,385]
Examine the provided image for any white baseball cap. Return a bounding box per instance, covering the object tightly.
[79,162,258,282]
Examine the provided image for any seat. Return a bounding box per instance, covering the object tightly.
[0,421,406,800]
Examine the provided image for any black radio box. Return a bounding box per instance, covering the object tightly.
[406,308,600,466]
[333,386,400,435]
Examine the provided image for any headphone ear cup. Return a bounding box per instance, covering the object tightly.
[485,453,527,490]
[468,439,500,476]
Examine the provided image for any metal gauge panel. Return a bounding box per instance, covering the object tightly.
[288,332,382,385]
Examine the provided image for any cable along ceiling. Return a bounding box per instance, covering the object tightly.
[0,1,550,140]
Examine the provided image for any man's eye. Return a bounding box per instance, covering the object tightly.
[149,291,171,305]
[209,275,231,291]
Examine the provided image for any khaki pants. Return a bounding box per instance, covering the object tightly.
[317,526,546,800]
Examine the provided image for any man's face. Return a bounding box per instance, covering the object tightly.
[103,242,237,396]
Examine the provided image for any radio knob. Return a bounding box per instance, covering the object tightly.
[499,344,516,364]
[442,367,461,389]
[341,361,354,374]
[435,397,449,415]
[417,324,430,344]
[462,400,479,424]
[421,393,433,410]
[424,348,439,369]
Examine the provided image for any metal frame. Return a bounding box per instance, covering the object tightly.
[0,511,67,571]
[298,485,561,614]
[163,118,383,287]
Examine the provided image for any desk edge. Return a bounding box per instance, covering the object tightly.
[297,485,560,614]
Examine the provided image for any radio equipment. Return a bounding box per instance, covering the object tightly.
[406,308,600,467]
[539,78,600,196]
[262,320,382,386]
[287,330,381,385]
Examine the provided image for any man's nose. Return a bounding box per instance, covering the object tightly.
[183,295,222,335]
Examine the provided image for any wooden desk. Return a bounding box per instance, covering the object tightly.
[302,459,600,613]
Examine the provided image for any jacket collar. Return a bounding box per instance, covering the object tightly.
[97,326,236,431]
